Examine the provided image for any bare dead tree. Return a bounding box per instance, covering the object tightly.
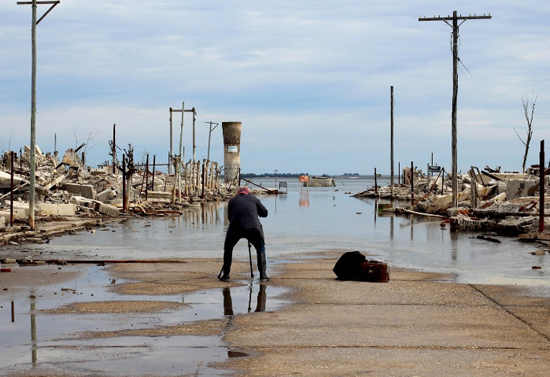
[73,130,99,154]
[0,130,15,156]
[514,91,537,172]
[115,144,136,210]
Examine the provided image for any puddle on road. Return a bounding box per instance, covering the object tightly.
[0,266,287,376]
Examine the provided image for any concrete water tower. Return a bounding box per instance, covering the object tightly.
[222,121,241,185]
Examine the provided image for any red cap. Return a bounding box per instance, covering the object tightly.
[237,187,250,195]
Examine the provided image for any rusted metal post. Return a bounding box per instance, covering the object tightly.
[122,155,127,213]
[410,161,414,206]
[112,123,116,174]
[145,154,149,201]
[539,140,545,233]
[151,155,156,192]
[10,152,15,227]
[374,168,378,195]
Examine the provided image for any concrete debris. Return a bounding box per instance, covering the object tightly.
[356,165,550,240]
[0,144,253,245]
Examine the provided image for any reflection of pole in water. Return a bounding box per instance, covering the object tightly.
[450,231,459,260]
[299,190,309,207]
[410,218,414,241]
[390,215,394,241]
[255,284,267,312]
[11,301,15,323]
[222,287,234,316]
[30,290,37,365]
[248,282,253,313]
[374,199,377,225]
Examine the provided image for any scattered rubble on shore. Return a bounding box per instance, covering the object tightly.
[0,144,255,246]
[354,165,550,245]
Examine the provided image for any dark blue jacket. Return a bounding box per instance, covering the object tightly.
[227,194,268,237]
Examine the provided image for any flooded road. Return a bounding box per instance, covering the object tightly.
[2,177,549,375]
[6,177,549,286]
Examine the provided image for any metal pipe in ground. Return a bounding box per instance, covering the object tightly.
[10,151,14,226]
[540,140,545,233]
[374,168,378,195]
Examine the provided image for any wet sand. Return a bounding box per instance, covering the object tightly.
[1,252,550,376]
[0,263,87,299]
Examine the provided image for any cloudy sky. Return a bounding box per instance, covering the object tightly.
[1,0,550,175]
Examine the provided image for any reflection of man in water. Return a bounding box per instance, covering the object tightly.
[219,187,269,282]
[222,285,267,314]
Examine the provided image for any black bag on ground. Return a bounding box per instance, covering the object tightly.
[333,251,390,282]
[333,251,366,280]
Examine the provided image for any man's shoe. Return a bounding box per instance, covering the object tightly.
[260,276,270,282]
[218,275,230,282]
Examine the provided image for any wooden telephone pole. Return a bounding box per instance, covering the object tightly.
[17,0,60,229]
[390,86,395,199]
[419,10,491,207]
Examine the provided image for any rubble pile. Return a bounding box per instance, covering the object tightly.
[0,145,243,244]
[357,165,550,237]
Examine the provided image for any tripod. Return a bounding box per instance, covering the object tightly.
[218,241,255,280]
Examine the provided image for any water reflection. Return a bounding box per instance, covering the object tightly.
[222,287,233,316]
[222,284,267,316]
[299,190,309,207]
[30,291,37,365]
[390,215,394,241]
[182,202,223,228]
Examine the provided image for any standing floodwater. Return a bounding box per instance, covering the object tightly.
[6,176,549,286]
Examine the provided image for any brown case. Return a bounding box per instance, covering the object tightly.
[359,260,389,283]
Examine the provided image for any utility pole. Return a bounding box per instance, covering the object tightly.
[419,10,491,207]
[112,123,116,174]
[168,108,173,175]
[169,103,195,164]
[539,140,545,233]
[169,103,195,202]
[390,86,394,199]
[205,121,219,162]
[192,107,197,164]
[17,0,60,230]
[179,101,185,162]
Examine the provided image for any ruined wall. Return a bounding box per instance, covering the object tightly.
[222,122,241,185]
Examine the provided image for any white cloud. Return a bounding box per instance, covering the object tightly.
[2,0,550,174]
